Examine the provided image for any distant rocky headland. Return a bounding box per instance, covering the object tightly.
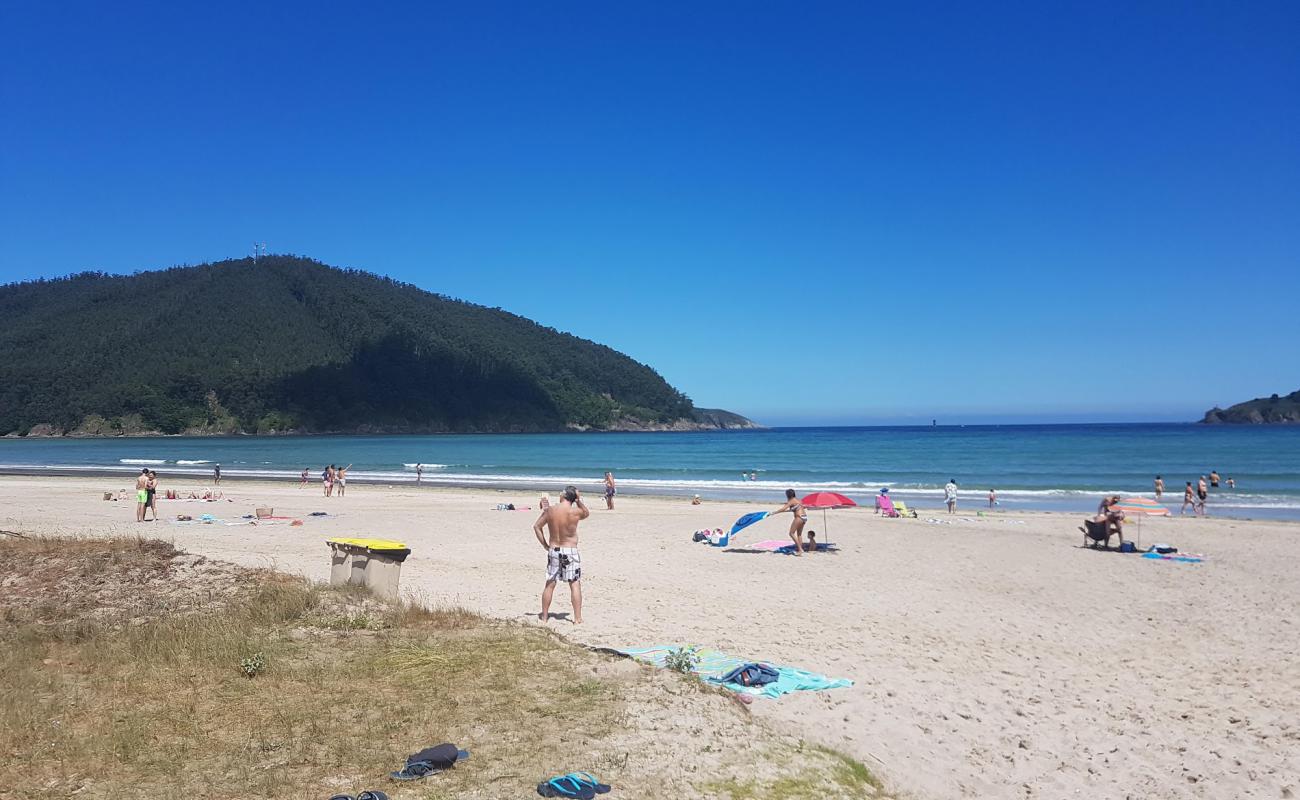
[1201,390,1300,424]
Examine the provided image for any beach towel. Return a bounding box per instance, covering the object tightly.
[1142,552,1205,564]
[775,542,839,554]
[729,511,769,537]
[612,645,852,698]
[745,539,791,551]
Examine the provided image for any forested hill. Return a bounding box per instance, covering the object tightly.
[0,256,754,436]
[1201,391,1300,424]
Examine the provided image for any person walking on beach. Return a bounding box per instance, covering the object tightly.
[1181,481,1196,515]
[336,464,351,496]
[213,463,221,485]
[416,463,423,484]
[1197,476,1209,511]
[944,479,958,514]
[299,468,308,487]
[772,489,810,555]
[533,486,590,624]
[135,468,149,522]
[603,471,616,510]
[988,488,997,508]
[1154,475,1164,500]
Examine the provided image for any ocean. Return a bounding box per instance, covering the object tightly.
[2,423,1298,520]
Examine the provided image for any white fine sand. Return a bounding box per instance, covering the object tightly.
[4,476,1298,799]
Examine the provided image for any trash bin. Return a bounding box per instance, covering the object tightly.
[326,538,411,601]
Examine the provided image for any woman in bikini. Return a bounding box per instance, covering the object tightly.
[772,489,810,555]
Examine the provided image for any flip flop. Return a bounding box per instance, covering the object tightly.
[565,772,612,794]
[390,744,470,780]
[537,776,594,799]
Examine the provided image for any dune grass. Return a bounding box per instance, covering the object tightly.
[0,535,892,799]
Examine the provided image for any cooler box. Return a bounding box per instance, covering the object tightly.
[326,537,411,601]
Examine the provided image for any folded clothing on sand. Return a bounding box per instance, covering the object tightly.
[613,645,852,698]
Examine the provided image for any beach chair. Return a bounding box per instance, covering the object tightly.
[894,500,917,518]
[1080,519,1122,549]
[875,494,899,518]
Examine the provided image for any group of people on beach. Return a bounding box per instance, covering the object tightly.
[303,464,351,496]
[134,468,159,521]
[1154,470,1232,517]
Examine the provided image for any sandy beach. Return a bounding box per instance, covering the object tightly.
[3,475,1297,799]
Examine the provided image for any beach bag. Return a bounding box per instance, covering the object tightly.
[1119,541,1137,553]
[720,663,780,687]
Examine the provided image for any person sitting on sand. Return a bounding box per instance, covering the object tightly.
[805,529,817,552]
[533,486,590,624]
[691,494,702,505]
[1095,495,1124,536]
[772,489,810,555]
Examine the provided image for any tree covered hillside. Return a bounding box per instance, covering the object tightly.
[0,256,703,435]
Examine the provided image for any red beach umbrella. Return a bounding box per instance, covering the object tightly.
[801,492,858,546]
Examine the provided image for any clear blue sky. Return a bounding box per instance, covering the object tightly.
[2,1,1297,425]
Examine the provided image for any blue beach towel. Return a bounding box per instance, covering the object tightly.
[730,511,769,537]
[614,645,853,698]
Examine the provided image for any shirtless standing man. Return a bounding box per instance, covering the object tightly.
[603,471,616,510]
[1154,475,1164,501]
[533,486,590,624]
[135,468,150,522]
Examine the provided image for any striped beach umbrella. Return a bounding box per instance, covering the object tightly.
[1113,497,1171,516]
[1113,496,1170,548]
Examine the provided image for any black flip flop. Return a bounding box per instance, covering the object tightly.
[390,743,470,780]
[537,775,595,799]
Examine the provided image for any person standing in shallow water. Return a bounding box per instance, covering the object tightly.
[944,479,958,514]
[603,471,616,510]
[534,486,590,624]
[1154,475,1164,501]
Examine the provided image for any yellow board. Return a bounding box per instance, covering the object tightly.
[326,537,408,551]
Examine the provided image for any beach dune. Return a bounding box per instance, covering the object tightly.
[2,476,1297,799]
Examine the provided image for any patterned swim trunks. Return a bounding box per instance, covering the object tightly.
[546,547,582,583]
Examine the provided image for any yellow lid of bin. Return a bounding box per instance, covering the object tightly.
[327,537,408,551]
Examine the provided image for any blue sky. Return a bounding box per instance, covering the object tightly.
[2,1,1297,425]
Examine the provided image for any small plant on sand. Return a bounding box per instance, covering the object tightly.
[239,652,267,678]
[665,646,699,674]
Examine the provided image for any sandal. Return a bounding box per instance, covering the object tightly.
[566,772,612,794]
[537,775,594,799]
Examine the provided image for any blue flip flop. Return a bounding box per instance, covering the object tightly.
[537,775,594,799]
[566,772,612,794]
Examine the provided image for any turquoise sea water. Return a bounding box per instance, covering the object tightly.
[2,424,1298,520]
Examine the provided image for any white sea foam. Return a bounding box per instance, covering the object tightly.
[119,458,167,464]
[176,460,210,465]
[403,463,448,469]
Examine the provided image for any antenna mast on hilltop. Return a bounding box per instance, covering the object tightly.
[252,242,267,263]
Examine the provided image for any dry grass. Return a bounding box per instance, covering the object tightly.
[0,536,893,799]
